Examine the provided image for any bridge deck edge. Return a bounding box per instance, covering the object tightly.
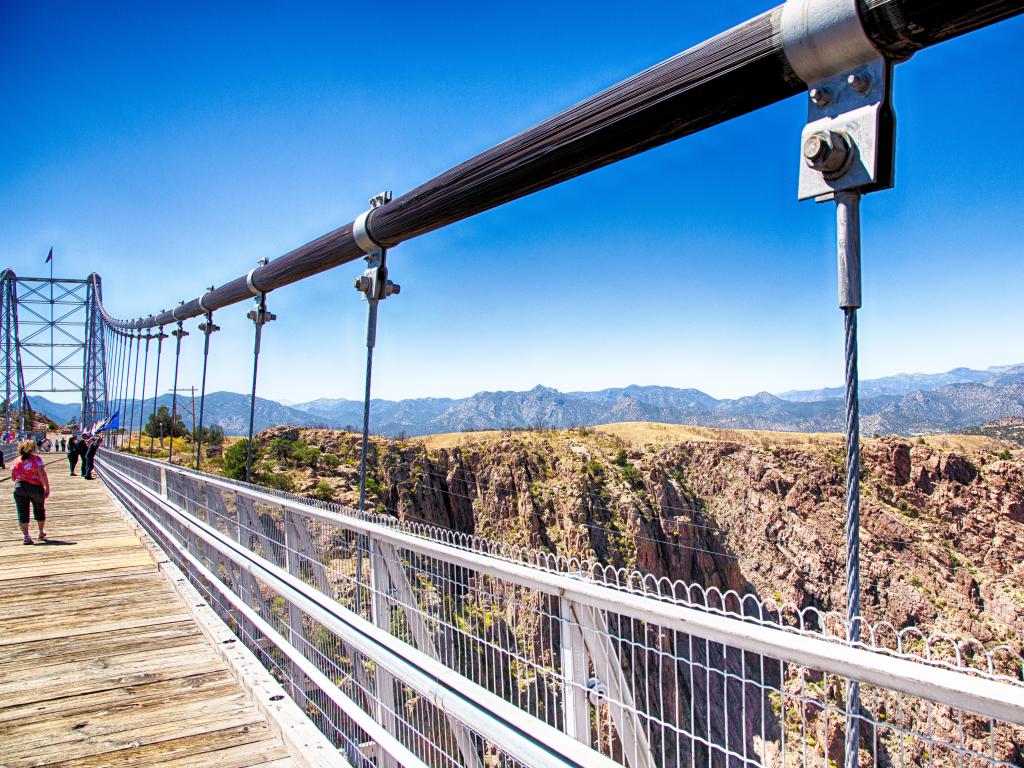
[101,478,347,768]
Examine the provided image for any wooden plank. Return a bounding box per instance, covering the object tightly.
[0,467,305,768]
[0,620,201,672]
[0,671,237,726]
[0,612,193,647]
[34,720,283,768]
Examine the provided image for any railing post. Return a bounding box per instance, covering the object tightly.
[369,536,399,768]
[282,509,309,704]
[573,603,656,768]
[560,595,591,746]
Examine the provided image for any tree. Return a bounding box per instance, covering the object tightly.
[193,424,224,446]
[222,439,254,480]
[144,406,188,438]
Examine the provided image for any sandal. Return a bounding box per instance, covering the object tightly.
[38,532,47,541]
[22,537,33,545]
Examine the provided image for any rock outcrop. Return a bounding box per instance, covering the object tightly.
[250,424,1024,766]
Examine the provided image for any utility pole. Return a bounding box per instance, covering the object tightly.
[166,386,197,462]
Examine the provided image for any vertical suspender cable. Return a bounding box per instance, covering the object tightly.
[245,312,262,482]
[118,333,135,448]
[353,298,378,619]
[136,334,151,453]
[356,299,378,519]
[169,321,185,465]
[349,219,400,619]
[195,311,216,470]
[244,289,273,483]
[836,190,862,768]
[127,331,142,452]
[149,329,165,456]
[104,326,115,446]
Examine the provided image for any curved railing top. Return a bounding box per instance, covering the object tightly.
[92,0,1024,330]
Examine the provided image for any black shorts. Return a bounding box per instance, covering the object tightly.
[14,484,45,525]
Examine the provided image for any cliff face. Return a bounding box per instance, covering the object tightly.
[252,424,1024,765]
[260,424,1022,646]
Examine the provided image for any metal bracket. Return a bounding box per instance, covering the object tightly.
[797,58,894,201]
[246,303,276,326]
[198,317,220,335]
[246,260,276,326]
[246,258,269,297]
[352,190,391,255]
[353,192,401,303]
[197,285,216,313]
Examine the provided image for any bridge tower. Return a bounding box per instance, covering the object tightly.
[0,269,108,434]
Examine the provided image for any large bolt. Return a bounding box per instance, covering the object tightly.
[809,87,832,107]
[802,130,851,177]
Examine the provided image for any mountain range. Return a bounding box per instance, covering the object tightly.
[28,363,1024,438]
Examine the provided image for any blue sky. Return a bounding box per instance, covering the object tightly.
[2,3,1022,405]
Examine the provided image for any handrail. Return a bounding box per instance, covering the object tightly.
[96,0,1024,330]
[100,449,1024,727]
[100,457,623,768]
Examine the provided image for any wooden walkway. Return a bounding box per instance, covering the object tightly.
[0,456,296,767]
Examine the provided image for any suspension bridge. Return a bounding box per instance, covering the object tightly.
[2,1,1023,766]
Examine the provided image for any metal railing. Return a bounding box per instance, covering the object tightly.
[98,450,1024,768]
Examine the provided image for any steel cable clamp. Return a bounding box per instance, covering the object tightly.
[781,0,895,203]
[352,192,401,303]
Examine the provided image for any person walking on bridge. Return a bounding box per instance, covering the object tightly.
[82,434,99,480]
[12,439,49,545]
[67,435,80,476]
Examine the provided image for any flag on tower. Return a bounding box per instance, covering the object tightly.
[45,247,52,264]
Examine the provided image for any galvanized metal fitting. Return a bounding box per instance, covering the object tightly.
[246,259,269,297]
[586,677,608,706]
[352,191,392,254]
[780,0,881,85]
[197,286,215,313]
[809,87,832,107]
[802,130,851,178]
[246,300,276,326]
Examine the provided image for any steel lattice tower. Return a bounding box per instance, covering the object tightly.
[0,269,108,434]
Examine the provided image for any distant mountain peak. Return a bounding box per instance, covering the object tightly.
[25,363,1024,440]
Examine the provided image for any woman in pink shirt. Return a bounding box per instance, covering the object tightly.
[12,440,50,545]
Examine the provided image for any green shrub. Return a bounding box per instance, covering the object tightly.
[261,472,295,492]
[613,448,628,467]
[584,458,604,478]
[291,443,322,469]
[364,476,383,496]
[620,464,644,490]
[312,480,335,501]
